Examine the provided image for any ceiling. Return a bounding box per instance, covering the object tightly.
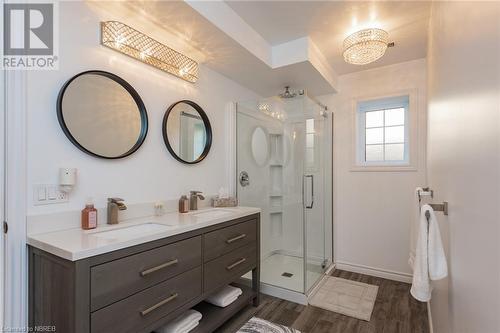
[89,1,431,97]
[225,1,431,74]
[90,1,338,96]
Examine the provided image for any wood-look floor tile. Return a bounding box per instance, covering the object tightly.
[215,269,428,333]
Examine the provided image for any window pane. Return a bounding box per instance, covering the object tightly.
[306,133,314,148]
[385,108,405,126]
[365,110,384,128]
[385,125,404,143]
[366,144,384,161]
[366,128,383,144]
[385,144,405,161]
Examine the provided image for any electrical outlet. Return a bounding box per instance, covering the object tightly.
[33,184,69,205]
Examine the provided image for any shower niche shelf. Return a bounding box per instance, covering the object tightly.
[269,132,284,237]
[270,197,283,211]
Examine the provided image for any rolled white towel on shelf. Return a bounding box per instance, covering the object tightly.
[205,285,242,307]
[155,309,202,333]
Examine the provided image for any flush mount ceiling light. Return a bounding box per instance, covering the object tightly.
[343,28,389,65]
[101,21,198,83]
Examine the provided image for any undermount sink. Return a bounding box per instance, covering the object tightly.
[90,223,171,241]
[191,209,233,220]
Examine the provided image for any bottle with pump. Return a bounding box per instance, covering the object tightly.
[179,195,189,213]
[82,198,98,230]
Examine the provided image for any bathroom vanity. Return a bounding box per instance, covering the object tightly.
[28,208,260,333]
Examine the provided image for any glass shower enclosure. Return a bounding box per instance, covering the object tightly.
[237,93,332,297]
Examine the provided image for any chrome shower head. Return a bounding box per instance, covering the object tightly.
[279,86,297,99]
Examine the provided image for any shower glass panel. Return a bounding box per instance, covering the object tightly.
[237,95,329,294]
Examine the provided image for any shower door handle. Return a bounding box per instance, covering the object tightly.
[304,175,314,209]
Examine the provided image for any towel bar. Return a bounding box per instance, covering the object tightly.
[418,186,449,220]
[429,202,448,215]
[418,187,434,201]
[425,202,449,221]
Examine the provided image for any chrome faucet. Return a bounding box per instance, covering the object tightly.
[189,191,205,210]
[107,198,127,224]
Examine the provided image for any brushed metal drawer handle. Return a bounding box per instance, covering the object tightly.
[226,258,246,270]
[226,234,246,244]
[140,293,178,316]
[140,259,179,277]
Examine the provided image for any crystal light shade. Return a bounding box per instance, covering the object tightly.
[343,28,389,65]
[101,21,198,83]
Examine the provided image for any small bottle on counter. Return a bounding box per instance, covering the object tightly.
[81,198,98,230]
[179,195,189,213]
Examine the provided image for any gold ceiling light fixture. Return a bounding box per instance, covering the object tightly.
[343,28,389,65]
[101,21,198,83]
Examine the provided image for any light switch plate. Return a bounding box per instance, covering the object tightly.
[33,184,69,205]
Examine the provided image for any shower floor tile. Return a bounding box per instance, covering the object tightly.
[249,253,323,293]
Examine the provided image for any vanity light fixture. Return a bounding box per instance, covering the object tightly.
[343,28,389,65]
[100,21,198,83]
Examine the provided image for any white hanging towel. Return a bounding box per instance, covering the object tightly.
[409,187,424,269]
[410,204,448,302]
[155,309,202,333]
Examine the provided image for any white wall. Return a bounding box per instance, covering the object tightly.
[319,59,427,279]
[26,2,259,217]
[427,2,500,332]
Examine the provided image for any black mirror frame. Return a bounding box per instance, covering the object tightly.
[162,100,212,164]
[56,70,149,159]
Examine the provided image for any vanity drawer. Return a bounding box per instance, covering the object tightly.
[203,219,257,262]
[204,242,257,292]
[91,266,201,333]
[90,236,201,311]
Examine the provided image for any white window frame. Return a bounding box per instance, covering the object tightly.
[351,91,418,172]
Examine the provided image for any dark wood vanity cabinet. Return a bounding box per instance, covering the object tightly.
[29,213,260,333]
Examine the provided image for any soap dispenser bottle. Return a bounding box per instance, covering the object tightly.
[179,195,189,213]
[82,198,98,230]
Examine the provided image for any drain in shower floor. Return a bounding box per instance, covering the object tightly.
[282,272,293,278]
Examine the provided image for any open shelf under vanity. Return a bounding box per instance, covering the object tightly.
[191,284,257,333]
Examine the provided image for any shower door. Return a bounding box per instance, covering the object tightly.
[303,114,328,292]
[236,97,328,294]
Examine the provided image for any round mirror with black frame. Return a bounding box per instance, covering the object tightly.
[162,100,212,164]
[57,70,148,159]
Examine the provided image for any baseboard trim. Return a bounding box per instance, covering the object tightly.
[335,261,413,283]
[324,262,336,275]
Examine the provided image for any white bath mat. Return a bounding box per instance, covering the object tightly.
[308,276,378,321]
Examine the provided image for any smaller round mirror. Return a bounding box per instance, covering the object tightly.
[163,100,212,164]
[251,126,269,166]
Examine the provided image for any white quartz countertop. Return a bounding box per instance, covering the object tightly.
[27,207,260,261]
